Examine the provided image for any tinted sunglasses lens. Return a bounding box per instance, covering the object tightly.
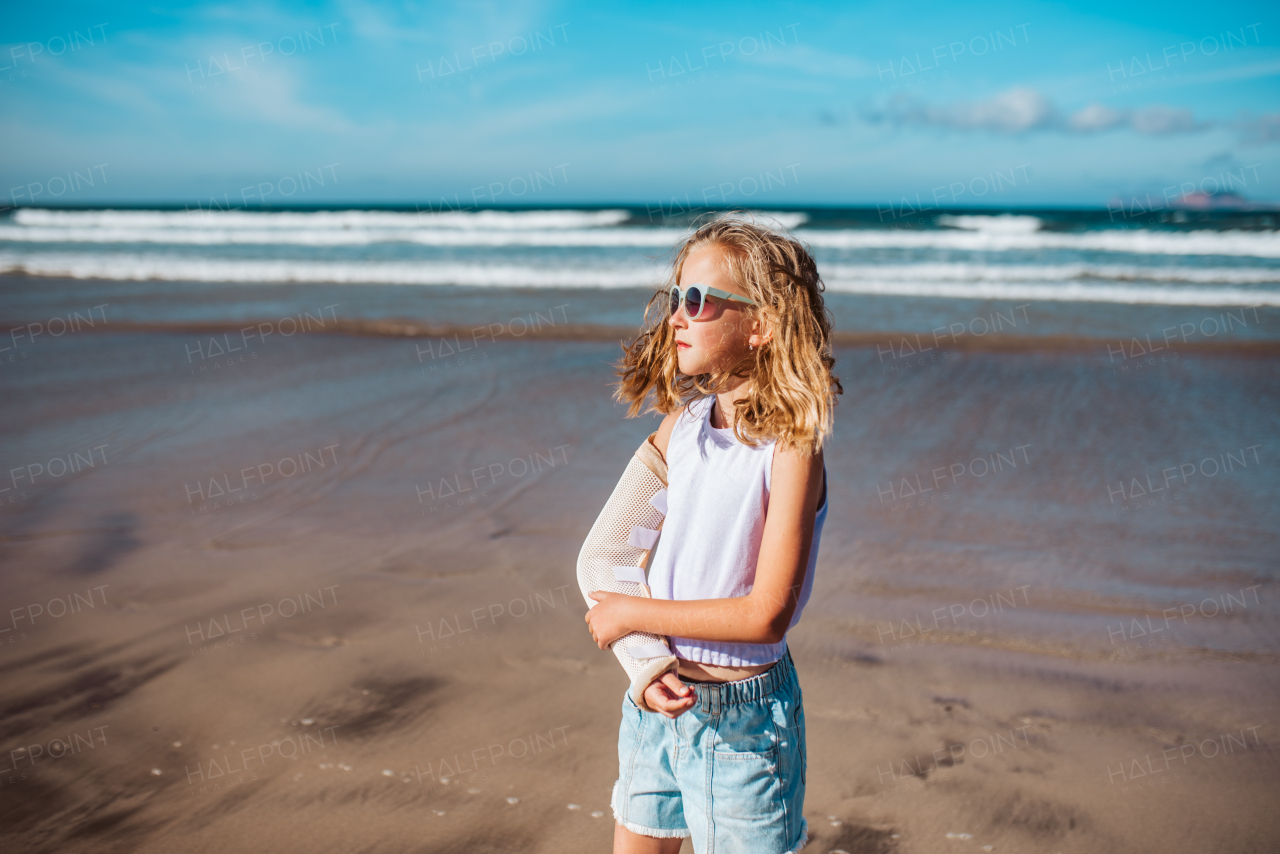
[669,287,680,315]
[685,286,703,318]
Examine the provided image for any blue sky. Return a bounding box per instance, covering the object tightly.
[1,0,1277,207]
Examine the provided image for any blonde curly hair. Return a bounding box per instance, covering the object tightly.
[613,212,842,455]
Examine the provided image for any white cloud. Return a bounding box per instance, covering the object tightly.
[865,86,1217,137]
[864,86,1056,133]
[1129,106,1203,134]
[743,44,875,79]
[1067,103,1206,135]
[203,66,354,132]
[1231,113,1280,145]
[1067,103,1125,132]
[951,87,1055,132]
[339,0,552,51]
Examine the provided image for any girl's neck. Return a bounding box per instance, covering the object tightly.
[710,382,751,430]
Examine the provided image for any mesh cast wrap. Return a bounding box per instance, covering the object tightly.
[576,433,679,712]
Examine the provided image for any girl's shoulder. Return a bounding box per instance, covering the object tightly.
[652,397,707,459]
[652,409,680,460]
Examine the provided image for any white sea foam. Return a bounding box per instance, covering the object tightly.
[11,208,634,230]
[2,212,1277,257]
[0,224,686,247]
[714,211,810,229]
[0,252,660,288]
[795,228,1280,258]
[6,208,809,232]
[822,263,1280,285]
[935,214,1043,233]
[3,251,1277,305]
[820,278,1280,306]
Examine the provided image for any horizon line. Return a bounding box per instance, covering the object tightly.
[4,202,1279,214]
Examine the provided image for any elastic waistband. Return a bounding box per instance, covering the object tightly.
[690,647,796,714]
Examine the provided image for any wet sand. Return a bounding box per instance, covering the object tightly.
[1,314,1278,852]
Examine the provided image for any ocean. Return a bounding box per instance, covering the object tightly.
[2,205,1279,343]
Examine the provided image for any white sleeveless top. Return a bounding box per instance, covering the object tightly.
[647,395,828,666]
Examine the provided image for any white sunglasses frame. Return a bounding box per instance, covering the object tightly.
[668,283,757,321]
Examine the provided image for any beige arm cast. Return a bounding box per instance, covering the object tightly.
[575,433,679,711]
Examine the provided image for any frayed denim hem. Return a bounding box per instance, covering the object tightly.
[782,817,809,854]
[609,799,690,839]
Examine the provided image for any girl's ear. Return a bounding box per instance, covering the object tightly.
[749,316,774,347]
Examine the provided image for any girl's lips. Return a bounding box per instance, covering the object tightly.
[677,342,691,349]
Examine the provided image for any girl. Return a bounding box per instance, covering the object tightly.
[584,215,840,854]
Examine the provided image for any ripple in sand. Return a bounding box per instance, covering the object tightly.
[284,634,350,648]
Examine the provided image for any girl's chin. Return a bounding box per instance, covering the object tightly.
[679,361,717,377]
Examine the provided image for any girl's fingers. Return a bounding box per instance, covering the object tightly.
[653,691,695,712]
[659,671,692,695]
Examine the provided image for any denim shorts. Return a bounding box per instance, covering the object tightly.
[610,647,808,854]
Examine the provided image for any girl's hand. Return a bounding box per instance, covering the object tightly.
[644,671,696,719]
[585,590,636,649]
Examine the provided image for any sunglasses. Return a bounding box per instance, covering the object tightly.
[668,283,757,321]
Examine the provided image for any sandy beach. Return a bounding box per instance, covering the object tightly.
[5,0,1280,847]
[1,296,1277,852]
